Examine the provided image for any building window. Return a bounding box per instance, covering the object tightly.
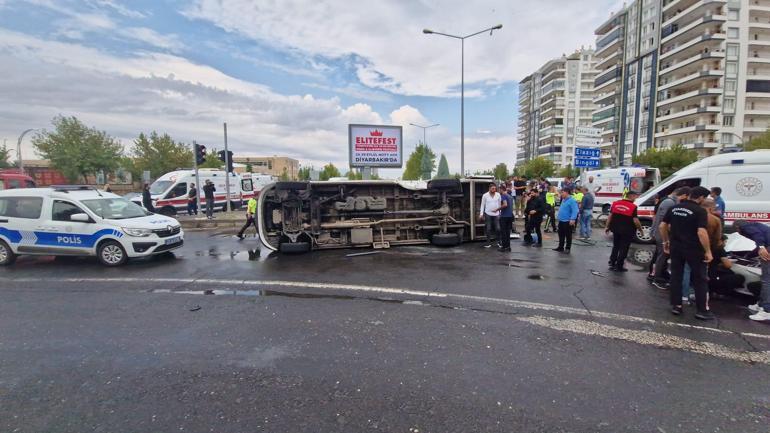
[723,97,736,112]
[721,133,733,144]
[723,115,734,126]
[728,9,739,20]
[728,27,739,39]
[726,61,738,76]
[726,43,739,59]
[725,79,737,93]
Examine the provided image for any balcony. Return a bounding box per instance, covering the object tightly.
[660,33,726,61]
[657,87,723,108]
[656,105,721,122]
[659,50,725,76]
[655,122,720,138]
[596,27,622,50]
[659,69,724,91]
[594,66,622,87]
[662,0,727,30]
[661,15,726,47]
[592,106,617,123]
[537,146,563,156]
[539,125,565,138]
[594,50,623,71]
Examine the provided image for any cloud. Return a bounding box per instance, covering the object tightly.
[184,0,614,97]
[118,27,185,51]
[91,0,147,19]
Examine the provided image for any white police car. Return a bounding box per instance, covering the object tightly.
[0,186,184,266]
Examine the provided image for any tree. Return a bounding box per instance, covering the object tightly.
[745,129,770,151]
[346,170,363,180]
[493,162,509,181]
[558,164,580,178]
[520,157,556,179]
[511,166,522,177]
[632,144,697,179]
[128,131,193,179]
[434,154,450,179]
[246,163,253,173]
[402,142,436,180]
[298,166,312,180]
[32,116,124,182]
[319,163,341,181]
[419,150,432,180]
[0,144,11,169]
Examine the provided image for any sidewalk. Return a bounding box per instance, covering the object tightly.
[176,211,246,231]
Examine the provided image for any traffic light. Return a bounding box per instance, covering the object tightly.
[218,150,234,173]
[195,143,206,165]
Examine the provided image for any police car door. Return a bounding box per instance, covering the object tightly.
[0,195,45,253]
[37,199,99,254]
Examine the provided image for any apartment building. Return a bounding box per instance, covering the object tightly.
[516,48,598,168]
[592,0,663,165]
[231,155,299,179]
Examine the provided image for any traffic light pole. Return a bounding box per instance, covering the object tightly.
[223,122,231,213]
[193,141,201,215]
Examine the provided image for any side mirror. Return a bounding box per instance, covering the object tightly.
[70,213,91,223]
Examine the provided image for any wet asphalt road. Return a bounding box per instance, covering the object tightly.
[1,231,769,433]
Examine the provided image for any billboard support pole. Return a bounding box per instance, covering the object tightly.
[362,167,371,180]
[223,122,231,213]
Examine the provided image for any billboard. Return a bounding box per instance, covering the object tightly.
[349,124,403,168]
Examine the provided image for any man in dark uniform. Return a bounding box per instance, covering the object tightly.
[142,183,155,213]
[605,191,642,272]
[523,189,545,247]
[659,187,714,320]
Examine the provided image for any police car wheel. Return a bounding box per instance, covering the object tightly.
[98,241,127,266]
[0,240,17,266]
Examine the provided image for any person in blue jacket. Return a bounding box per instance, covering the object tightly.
[733,220,770,321]
[553,188,578,253]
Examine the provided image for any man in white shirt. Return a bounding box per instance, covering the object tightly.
[585,176,601,194]
[479,183,502,246]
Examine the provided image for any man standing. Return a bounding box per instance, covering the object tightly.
[710,187,726,221]
[579,186,595,240]
[585,176,601,194]
[553,188,578,253]
[203,180,216,219]
[187,183,198,216]
[237,195,259,240]
[479,183,502,247]
[498,184,514,252]
[523,189,545,247]
[544,185,558,233]
[733,220,770,322]
[651,186,691,288]
[142,183,155,213]
[659,187,714,320]
[605,191,642,272]
[513,176,527,218]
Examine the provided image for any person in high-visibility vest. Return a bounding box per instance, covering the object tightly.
[544,186,558,233]
[237,196,259,239]
[572,189,584,205]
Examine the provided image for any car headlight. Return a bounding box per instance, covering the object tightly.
[122,227,152,237]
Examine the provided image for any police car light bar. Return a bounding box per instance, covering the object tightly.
[50,185,99,192]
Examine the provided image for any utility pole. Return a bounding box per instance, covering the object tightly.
[223,122,231,213]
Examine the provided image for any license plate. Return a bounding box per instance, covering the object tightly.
[164,236,180,245]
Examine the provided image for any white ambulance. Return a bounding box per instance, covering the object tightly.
[137,169,274,216]
[633,150,770,243]
[0,186,183,266]
[580,167,661,214]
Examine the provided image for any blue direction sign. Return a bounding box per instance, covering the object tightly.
[574,147,601,158]
[575,157,601,168]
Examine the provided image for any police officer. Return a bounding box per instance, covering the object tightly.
[236,195,259,240]
[659,186,714,320]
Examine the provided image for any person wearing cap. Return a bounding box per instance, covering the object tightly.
[733,220,770,321]
[605,190,642,272]
[658,186,714,320]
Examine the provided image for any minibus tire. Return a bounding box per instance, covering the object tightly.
[431,232,461,247]
[279,241,311,254]
[427,179,461,192]
[97,240,128,266]
[0,240,17,266]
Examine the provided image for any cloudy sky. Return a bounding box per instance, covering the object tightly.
[0,0,621,176]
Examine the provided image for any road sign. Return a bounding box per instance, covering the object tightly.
[575,126,601,137]
[575,147,601,158]
[575,157,601,168]
[575,137,602,146]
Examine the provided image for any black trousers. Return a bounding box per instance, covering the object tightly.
[499,216,513,249]
[557,221,572,250]
[669,248,708,312]
[609,232,633,268]
[525,216,542,244]
[237,216,258,237]
[544,205,557,231]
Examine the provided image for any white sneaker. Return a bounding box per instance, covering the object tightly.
[748,303,762,313]
[749,310,770,322]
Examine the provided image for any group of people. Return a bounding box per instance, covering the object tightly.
[479,175,601,253]
[140,180,218,219]
[480,176,769,323]
[643,185,770,322]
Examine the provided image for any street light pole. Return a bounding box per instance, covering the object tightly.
[409,123,440,148]
[423,24,502,176]
[17,128,36,174]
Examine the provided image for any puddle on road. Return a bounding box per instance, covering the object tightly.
[190,248,277,262]
[527,274,546,280]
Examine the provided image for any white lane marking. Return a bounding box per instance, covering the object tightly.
[4,277,770,342]
[518,316,770,366]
